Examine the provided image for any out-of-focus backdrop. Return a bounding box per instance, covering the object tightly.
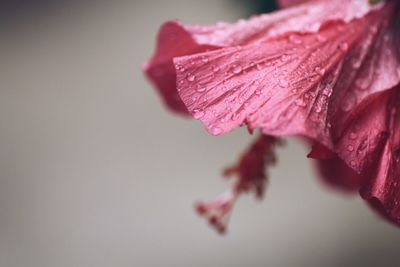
[1,1,399,267]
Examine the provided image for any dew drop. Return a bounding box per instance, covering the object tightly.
[201,56,209,63]
[355,78,369,90]
[315,106,322,113]
[341,95,355,111]
[351,60,362,69]
[316,34,327,42]
[193,109,205,119]
[256,63,263,70]
[337,25,345,32]
[279,78,289,88]
[370,25,378,34]
[232,65,242,74]
[210,126,223,135]
[350,160,356,167]
[255,89,261,96]
[196,86,206,93]
[289,35,302,44]
[347,144,354,152]
[187,73,196,82]
[295,98,307,107]
[339,42,349,52]
[281,54,291,62]
[314,66,326,76]
[349,132,357,140]
[212,66,220,72]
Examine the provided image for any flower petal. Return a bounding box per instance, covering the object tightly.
[144,21,218,114]
[144,0,379,114]
[309,140,363,192]
[360,87,400,225]
[175,6,391,148]
[195,134,281,233]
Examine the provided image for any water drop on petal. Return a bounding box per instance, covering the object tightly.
[349,132,357,139]
[232,65,242,74]
[210,126,223,135]
[212,66,220,72]
[339,42,349,52]
[196,86,206,93]
[314,66,326,76]
[295,98,307,107]
[193,109,205,119]
[201,56,209,63]
[187,73,196,82]
[279,78,289,88]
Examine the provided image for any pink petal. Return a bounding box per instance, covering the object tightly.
[195,135,281,233]
[360,87,400,225]
[176,5,392,148]
[187,0,376,47]
[312,150,363,193]
[144,0,379,114]
[144,21,218,114]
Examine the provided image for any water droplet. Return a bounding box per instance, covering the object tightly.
[341,95,355,111]
[191,96,197,102]
[279,78,289,88]
[315,106,322,113]
[370,25,378,34]
[337,25,345,32]
[281,54,291,62]
[256,63,263,70]
[351,60,362,69]
[212,66,220,73]
[255,89,261,96]
[347,144,354,152]
[210,126,223,135]
[295,98,307,107]
[201,56,209,63]
[355,78,369,90]
[232,65,242,74]
[339,42,349,52]
[316,34,327,42]
[350,160,356,167]
[349,132,357,139]
[314,66,326,76]
[187,73,196,82]
[193,109,205,119]
[196,86,206,93]
[289,35,302,44]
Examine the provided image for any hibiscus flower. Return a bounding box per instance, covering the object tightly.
[144,0,400,233]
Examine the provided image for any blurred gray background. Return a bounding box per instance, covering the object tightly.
[1,1,399,267]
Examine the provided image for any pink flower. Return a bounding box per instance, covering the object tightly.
[144,0,400,232]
